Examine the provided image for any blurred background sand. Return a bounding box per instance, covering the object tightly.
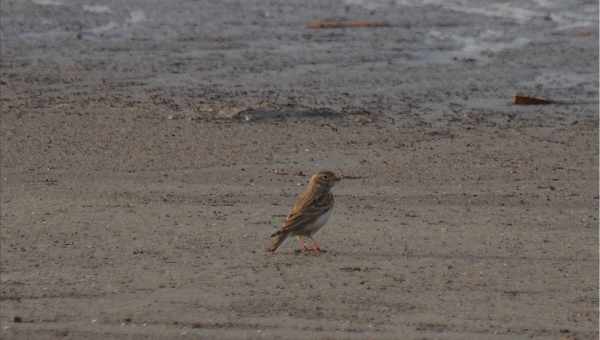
[1,0,598,339]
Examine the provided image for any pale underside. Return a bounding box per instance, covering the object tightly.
[289,209,332,237]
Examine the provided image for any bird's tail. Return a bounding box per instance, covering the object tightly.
[267,230,288,252]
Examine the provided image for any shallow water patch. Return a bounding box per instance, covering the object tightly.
[83,5,112,14]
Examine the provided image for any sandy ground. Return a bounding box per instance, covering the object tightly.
[1,0,599,339]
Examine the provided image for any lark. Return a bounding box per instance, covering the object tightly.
[268,170,341,253]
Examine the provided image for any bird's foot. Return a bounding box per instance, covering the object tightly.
[300,245,324,254]
[309,240,321,252]
[294,248,327,255]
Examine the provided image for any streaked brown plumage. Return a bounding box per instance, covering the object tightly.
[268,170,340,253]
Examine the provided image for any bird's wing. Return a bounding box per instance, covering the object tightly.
[277,192,333,235]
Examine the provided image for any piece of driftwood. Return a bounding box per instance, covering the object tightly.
[513,95,555,105]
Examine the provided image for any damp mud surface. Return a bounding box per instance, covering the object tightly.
[1,0,599,339]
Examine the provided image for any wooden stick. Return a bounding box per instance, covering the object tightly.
[513,95,555,105]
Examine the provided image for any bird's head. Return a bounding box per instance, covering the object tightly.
[311,170,341,190]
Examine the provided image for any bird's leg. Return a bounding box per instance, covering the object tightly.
[307,236,321,252]
[297,236,310,252]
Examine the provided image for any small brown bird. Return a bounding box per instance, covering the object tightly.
[268,170,341,253]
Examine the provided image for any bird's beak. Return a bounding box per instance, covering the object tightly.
[334,175,342,182]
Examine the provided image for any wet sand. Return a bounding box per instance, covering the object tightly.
[1,0,599,339]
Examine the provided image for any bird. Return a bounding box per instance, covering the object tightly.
[268,170,341,253]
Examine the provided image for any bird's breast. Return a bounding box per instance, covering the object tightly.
[307,209,331,233]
